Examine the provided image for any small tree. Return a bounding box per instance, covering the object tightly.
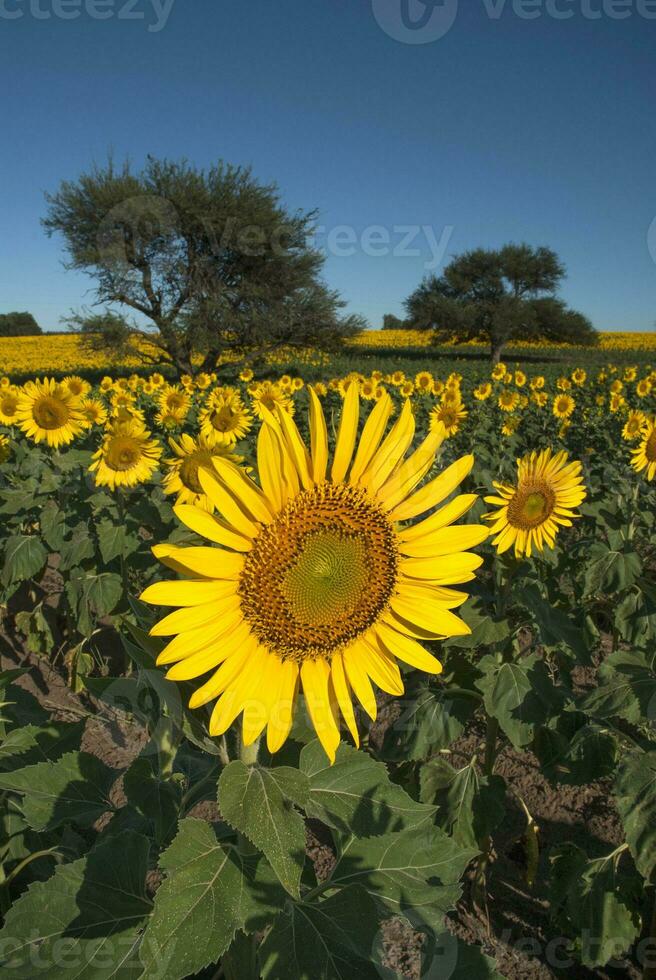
[404,244,596,362]
[44,157,363,376]
[382,313,406,330]
[0,312,42,337]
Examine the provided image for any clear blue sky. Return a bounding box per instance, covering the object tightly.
[1,0,655,332]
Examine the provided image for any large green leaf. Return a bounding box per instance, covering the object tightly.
[534,716,617,785]
[549,842,642,967]
[123,755,182,847]
[97,518,139,564]
[0,750,115,831]
[259,884,381,980]
[0,720,85,771]
[384,679,478,761]
[300,740,435,836]
[330,826,476,930]
[218,761,308,897]
[139,818,283,980]
[614,750,656,881]
[584,545,642,595]
[0,830,151,978]
[2,534,47,587]
[420,757,506,851]
[475,654,565,748]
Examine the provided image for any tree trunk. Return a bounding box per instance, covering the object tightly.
[491,340,504,364]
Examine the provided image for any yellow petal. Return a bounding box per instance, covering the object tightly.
[330,652,360,748]
[331,382,360,484]
[140,578,238,607]
[390,594,471,638]
[399,524,489,558]
[150,593,242,636]
[242,652,282,746]
[377,426,444,513]
[359,399,415,495]
[349,394,393,485]
[398,494,478,542]
[266,659,300,754]
[257,423,287,513]
[375,620,443,674]
[301,658,341,762]
[209,645,269,735]
[188,630,258,708]
[198,468,260,538]
[399,552,484,584]
[152,544,244,581]
[389,455,474,522]
[173,504,252,552]
[156,613,244,665]
[276,407,313,491]
[343,643,377,721]
[360,637,404,696]
[308,386,329,484]
[212,457,273,525]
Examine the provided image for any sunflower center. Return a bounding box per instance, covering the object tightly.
[106,436,141,471]
[507,482,556,530]
[179,452,211,493]
[1,395,18,415]
[646,431,656,463]
[32,396,70,430]
[210,407,238,432]
[239,482,398,662]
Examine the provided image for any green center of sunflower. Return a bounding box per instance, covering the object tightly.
[507,482,556,530]
[32,396,70,430]
[106,436,140,471]
[239,482,398,662]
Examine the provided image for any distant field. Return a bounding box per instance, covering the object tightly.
[0,329,654,381]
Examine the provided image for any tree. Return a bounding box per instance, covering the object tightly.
[404,244,597,362]
[382,313,406,330]
[0,312,42,337]
[44,157,363,376]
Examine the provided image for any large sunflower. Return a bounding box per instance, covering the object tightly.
[631,421,656,481]
[16,378,86,448]
[0,387,21,426]
[142,385,487,762]
[484,448,586,558]
[89,419,162,489]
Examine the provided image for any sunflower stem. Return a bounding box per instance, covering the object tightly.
[239,736,260,768]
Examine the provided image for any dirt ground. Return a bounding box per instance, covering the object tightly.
[0,621,647,980]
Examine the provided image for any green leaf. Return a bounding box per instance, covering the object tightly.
[534,716,617,785]
[59,524,95,572]
[419,758,506,851]
[0,720,85,770]
[259,884,381,980]
[123,756,182,847]
[584,545,642,595]
[549,842,641,967]
[614,750,656,881]
[0,750,115,831]
[97,518,139,564]
[218,761,308,897]
[330,827,476,930]
[0,830,151,978]
[475,655,565,748]
[583,649,656,725]
[139,818,283,980]
[1,535,47,587]
[300,740,436,836]
[384,679,478,761]
[39,499,66,551]
[521,583,589,661]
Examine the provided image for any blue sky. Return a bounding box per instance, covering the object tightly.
[1,0,655,332]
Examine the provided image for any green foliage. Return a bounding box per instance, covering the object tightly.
[0,312,41,337]
[404,243,596,359]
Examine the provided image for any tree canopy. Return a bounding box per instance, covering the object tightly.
[0,312,42,337]
[404,244,597,361]
[44,156,363,375]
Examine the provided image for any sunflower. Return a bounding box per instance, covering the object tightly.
[0,434,11,463]
[158,386,191,421]
[89,419,162,489]
[491,362,507,381]
[514,370,527,387]
[571,368,586,386]
[622,411,646,442]
[552,394,575,420]
[631,421,656,481]
[0,387,21,425]
[62,375,91,398]
[162,433,243,510]
[532,391,548,408]
[498,390,520,413]
[484,448,587,558]
[530,376,545,391]
[360,379,377,400]
[199,394,253,447]
[141,385,487,762]
[16,378,86,448]
[80,397,108,427]
[414,371,434,395]
[429,399,468,437]
[636,378,652,399]
[501,415,520,437]
[239,367,254,383]
[473,383,492,401]
[249,381,294,420]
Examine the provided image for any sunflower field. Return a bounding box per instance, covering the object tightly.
[0,350,655,979]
